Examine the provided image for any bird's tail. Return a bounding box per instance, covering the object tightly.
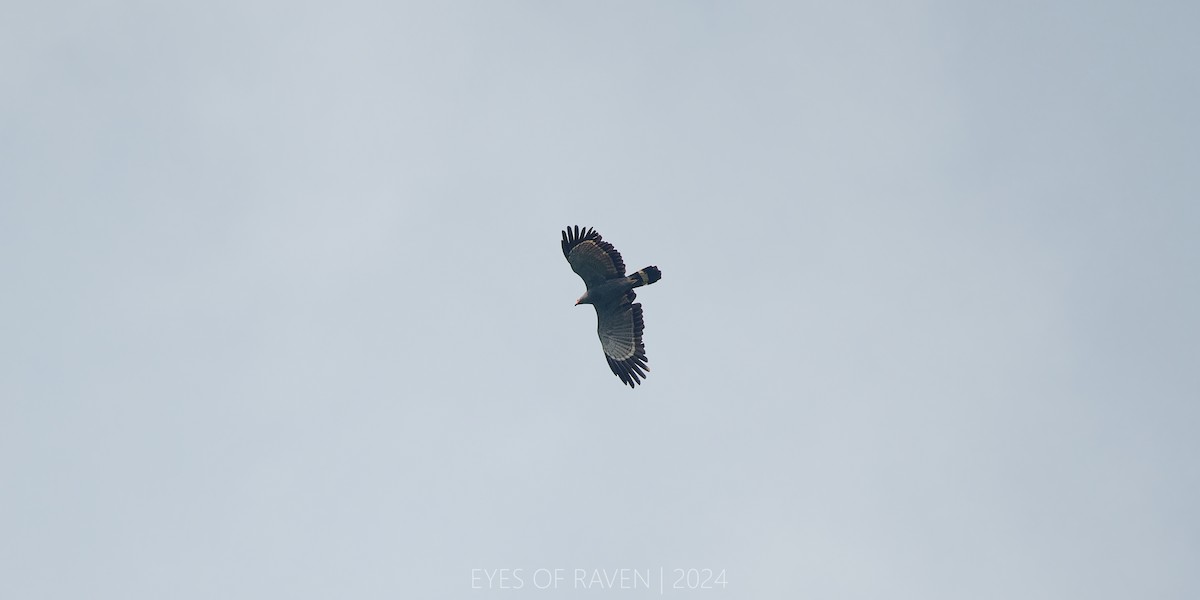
[629,266,662,288]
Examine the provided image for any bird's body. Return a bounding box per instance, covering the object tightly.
[561,226,662,388]
[575,277,635,307]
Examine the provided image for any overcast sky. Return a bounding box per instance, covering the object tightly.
[2,1,1198,598]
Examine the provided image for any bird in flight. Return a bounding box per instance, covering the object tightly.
[562,226,662,388]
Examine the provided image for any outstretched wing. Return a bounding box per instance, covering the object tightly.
[562,225,626,289]
[595,291,649,388]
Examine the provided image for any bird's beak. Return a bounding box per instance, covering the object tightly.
[574,299,582,305]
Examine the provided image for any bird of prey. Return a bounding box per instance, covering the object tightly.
[562,226,662,388]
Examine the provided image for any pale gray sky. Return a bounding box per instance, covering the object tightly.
[2,1,1197,598]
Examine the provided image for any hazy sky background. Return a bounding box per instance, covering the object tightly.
[3,1,1197,598]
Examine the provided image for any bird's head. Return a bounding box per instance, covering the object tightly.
[575,291,591,306]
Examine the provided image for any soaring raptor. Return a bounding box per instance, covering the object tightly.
[562,226,662,388]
